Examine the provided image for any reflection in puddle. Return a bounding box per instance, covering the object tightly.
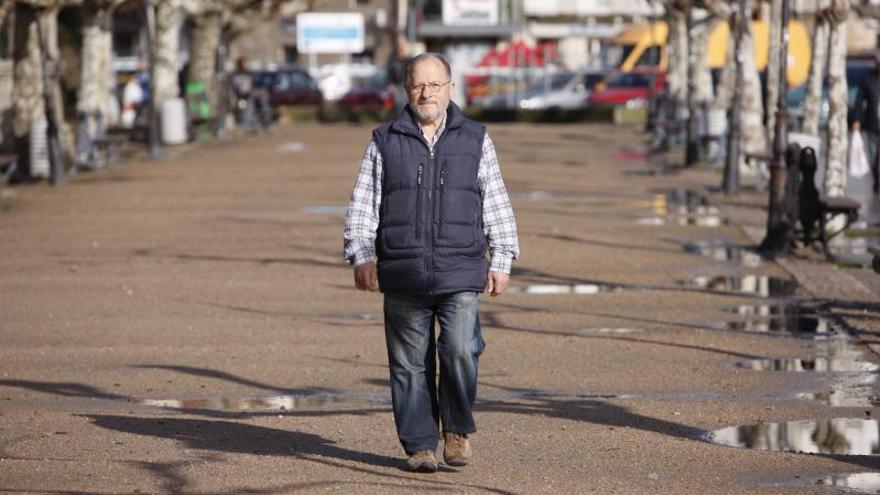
[682,241,763,268]
[277,141,307,153]
[815,472,880,492]
[712,316,834,336]
[736,357,879,373]
[506,283,619,294]
[636,216,727,227]
[682,275,799,297]
[613,150,647,161]
[828,233,880,268]
[636,189,727,227]
[138,392,389,412]
[705,418,880,456]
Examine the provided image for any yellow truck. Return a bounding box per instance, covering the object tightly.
[609,19,812,87]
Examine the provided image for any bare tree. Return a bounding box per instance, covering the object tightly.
[765,0,783,144]
[823,0,848,200]
[11,0,81,178]
[803,0,829,137]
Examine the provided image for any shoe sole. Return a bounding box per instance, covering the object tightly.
[409,462,438,473]
[444,457,471,467]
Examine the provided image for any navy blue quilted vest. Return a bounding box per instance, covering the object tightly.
[372,102,488,294]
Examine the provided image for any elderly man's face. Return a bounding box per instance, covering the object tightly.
[407,58,453,123]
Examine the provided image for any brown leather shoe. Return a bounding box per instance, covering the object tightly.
[443,432,472,466]
[406,449,438,473]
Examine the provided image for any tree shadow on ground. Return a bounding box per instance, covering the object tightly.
[79,415,514,493]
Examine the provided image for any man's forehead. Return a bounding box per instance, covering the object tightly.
[411,59,447,77]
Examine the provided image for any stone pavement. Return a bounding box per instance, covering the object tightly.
[1,122,879,494]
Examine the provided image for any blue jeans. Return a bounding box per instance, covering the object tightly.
[383,291,485,455]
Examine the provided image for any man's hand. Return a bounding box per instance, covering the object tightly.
[354,262,379,292]
[485,271,509,297]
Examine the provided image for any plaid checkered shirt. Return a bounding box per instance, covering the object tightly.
[343,119,519,274]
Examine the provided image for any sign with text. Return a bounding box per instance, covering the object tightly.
[443,0,498,26]
[296,12,365,54]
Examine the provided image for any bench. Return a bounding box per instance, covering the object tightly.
[797,147,860,259]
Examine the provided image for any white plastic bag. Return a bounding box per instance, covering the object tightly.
[849,130,870,178]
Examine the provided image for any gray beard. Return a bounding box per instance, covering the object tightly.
[413,102,448,123]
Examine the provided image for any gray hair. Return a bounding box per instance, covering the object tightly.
[404,52,452,87]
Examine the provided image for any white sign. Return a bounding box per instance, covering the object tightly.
[443,0,498,26]
[296,12,365,54]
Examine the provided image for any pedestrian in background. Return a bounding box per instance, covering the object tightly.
[851,52,880,194]
[386,35,410,116]
[344,52,519,472]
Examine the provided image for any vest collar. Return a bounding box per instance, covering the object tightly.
[390,101,466,137]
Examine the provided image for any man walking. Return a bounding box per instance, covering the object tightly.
[343,53,519,472]
[852,53,880,193]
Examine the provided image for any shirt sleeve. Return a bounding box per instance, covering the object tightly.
[343,139,382,267]
[478,132,520,274]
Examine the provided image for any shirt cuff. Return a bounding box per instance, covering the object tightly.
[350,249,377,267]
[489,254,513,274]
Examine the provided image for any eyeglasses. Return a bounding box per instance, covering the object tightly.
[407,81,451,94]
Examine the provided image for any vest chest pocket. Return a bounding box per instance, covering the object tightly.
[436,188,480,249]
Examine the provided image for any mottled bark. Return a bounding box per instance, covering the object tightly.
[692,12,714,104]
[666,7,688,108]
[803,12,828,136]
[823,2,848,200]
[11,4,75,174]
[77,4,113,117]
[154,0,182,106]
[739,20,768,165]
[765,0,783,143]
[187,10,222,109]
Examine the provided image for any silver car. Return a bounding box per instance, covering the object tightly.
[517,71,607,110]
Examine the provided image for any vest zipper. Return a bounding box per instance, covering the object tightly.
[439,167,447,226]
[416,164,423,240]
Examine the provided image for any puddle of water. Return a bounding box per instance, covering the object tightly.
[712,315,834,336]
[828,234,880,269]
[506,283,619,295]
[636,216,727,227]
[277,142,307,153]
[815,472,880,492]
[303,205,348,215]
[682,275,799,297]
[735,357,879,373]
[705,418,880,456]
[683,241,763,268]
[137,392,389,412]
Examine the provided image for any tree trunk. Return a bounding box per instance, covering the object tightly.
[666,7,688,111]
[765,0,783,144]
[11,2,42,176]
[823,2,848,200]
[739,19,768,166]
[693,13,714,105]
[713,18,735,112]
[803,11,828,136]
[154,0,181,107]
[187,10,222,110]
[77,4,113,120]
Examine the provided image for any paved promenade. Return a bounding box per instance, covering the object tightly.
[1,121,879,494]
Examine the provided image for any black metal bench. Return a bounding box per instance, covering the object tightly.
[797,147,860,259]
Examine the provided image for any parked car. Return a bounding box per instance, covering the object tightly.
[518,71,608,110]
[253,68,324,108]
[336,70,393,121]
[587,69,665,107]
[785,54,875,129]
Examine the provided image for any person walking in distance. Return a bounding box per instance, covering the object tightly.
[343,53,519,472]
[852,52,880,193]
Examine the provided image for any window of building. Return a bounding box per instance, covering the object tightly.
[635,46,661,67]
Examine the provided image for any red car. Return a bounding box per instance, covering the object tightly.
[587,70,666,107]
[337,71,393,121]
